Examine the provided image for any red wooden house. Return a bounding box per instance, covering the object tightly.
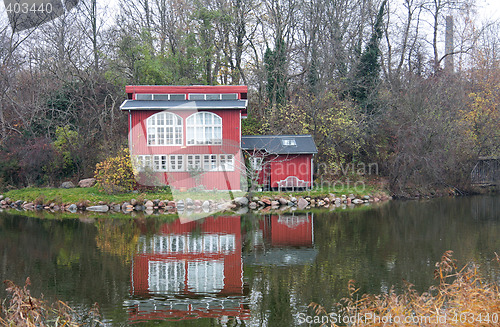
[120,85,248,190]
[241,135,318,191]
[128,215,250,321]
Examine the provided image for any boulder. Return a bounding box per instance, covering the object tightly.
[234,197,249,206]
[194,200,202,207]
[112,204,121,212]
[134,205,145,211]
[130,198,138,206]
[185,198,194,207]
[297,197,309,210]
[248,202,257,209]
[270,200,280,207]
[23,202,35,210]
[167,201,176,208]
[290,196,297,203]
[67,204,78,213]
[352,199,364,204]
[261,198,271,206]
[78,178,96,188]
[86,205,109,212]
[0,195,3,200]
[60,181,75,189]
[145,200,154,208]
[278,198,288,205]
[202,200,210,209]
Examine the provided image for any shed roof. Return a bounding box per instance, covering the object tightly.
[241,135,318,155]
[120,99,247,111]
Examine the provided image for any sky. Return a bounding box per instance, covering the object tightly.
[477,0,500,22]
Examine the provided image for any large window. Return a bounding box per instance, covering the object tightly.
[147,112,183,146]
[134,154,234,172]
[186,112,222,145]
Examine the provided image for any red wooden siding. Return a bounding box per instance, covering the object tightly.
[128,109,242,190]
[269,155,312,188]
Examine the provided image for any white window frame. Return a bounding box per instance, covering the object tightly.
[188,93,238,100]
[219,154,235,171]
[187,154,203,170]
[282,139,297,146]
[203,154,218,171]
[153,155,168,172]
[251,157,263,171]
[134,155,153,171]
[147,112,183,146]
[169,155,184,171]
[186,112,222,145]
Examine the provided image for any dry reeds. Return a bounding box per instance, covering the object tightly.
[310,251,500,326]
[0,278,102,327]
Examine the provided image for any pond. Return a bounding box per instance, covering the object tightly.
[0,195,499,326]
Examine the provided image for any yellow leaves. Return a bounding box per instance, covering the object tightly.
[94,148,136,194]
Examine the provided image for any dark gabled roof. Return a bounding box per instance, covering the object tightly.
[241,135,318,155]
[120,99,247,110]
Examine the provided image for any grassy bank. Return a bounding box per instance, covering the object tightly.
[2,184,389,206]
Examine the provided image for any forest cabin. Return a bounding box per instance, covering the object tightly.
[241,135,317,191]
[120,85,248,190]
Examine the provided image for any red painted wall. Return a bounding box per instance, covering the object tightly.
[129,109,242,190]
[269,154,313,188]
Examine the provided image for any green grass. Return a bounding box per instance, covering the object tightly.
[3,186,173,205]
[2,184,388,207]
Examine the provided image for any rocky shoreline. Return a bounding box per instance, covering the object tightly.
[0,192,392,215]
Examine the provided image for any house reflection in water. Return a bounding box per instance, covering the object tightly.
[245,213,317,266]
[127,216,250,322]
[125,212,316,322]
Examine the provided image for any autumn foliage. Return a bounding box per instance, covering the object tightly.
[94,148,136,194]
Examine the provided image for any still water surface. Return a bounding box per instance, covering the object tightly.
[0,195,499,326]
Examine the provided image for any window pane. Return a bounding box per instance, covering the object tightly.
[158,127,165,145]
[214,116,222,124]
[170,94,185,101]
[221,93,238,100]
[153,94,169,100]
[187,127,194,145]
[189,94,204,100]
[148,128,156,145]
[196,127,204,144]
[196,114,203,124]
[206,94,220,100]
[136,94,152,100]
[175,127,182,144]
[205,112,212,124]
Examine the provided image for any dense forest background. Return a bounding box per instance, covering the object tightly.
[0,0,499,196]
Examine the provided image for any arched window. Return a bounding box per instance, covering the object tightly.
[186,112,222,145]
[147,112,183,146]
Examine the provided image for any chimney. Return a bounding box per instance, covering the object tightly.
[445,16,454,72]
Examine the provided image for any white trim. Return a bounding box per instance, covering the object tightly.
[134,154,235,172]
[186,112,223,145]
[146,112,183,146]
